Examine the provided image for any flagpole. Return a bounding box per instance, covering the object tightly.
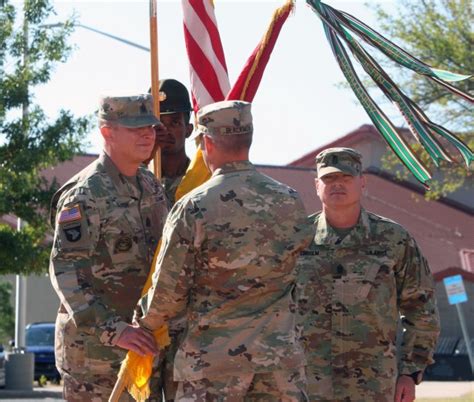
[150,0,162,179]
[109,3,160,400]
[108,374,125,402]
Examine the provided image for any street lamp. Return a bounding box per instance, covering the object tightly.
[42,22,150,52]
[43,20,162,177]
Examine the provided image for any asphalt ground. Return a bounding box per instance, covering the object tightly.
[0,384,63,401]
[0,381,472,401]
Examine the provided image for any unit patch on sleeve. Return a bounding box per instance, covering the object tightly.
[58,205,82,224]
[63,224,82,242]
[57,203,92,250]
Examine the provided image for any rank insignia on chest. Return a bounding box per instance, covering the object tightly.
[63,224,82,242]
[365,249,388,256]
[114,235,133,253]
[301,250,320,256]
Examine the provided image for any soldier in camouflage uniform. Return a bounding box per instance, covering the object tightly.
[148,78,194,401]
[146,78,193,207]
[296,147,440,402]
[49,95,168,401]
[118,100,312,401]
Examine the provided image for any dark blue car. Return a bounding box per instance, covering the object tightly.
[0,345,5,387]
[25,322,60,383]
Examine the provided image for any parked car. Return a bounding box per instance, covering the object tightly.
[25,322,60,384]
[0,344,5,387]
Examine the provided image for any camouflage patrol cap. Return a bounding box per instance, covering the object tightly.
[190,100,253,140]
[315,147,362,178]
[98,94,160,128]
[157,79,192,115]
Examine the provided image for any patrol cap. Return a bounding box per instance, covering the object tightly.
[315,147,362,178]
[98,94,160,128]
[148,79,192,115]
[190,100,253,140]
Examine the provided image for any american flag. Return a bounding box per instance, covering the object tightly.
[175,0,294,202]
[58,205,81,224]
[181,0,230,111]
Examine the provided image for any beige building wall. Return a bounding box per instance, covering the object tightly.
[1,274,59,325]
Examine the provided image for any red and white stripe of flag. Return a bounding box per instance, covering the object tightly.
[182,0,231,111]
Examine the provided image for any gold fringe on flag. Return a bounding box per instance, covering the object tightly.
[240,0,294,100]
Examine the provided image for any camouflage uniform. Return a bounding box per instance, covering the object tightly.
[154,78,193,401]
[147,78,192,209]
[296,209,440,401]
[139,100,312,401]
[49,95,168,401]
[176,367,307,401]
[161,156,190,207]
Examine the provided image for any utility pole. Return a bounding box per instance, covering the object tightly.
[14,219,27,350]
[5,1,35,391]
[14,0,29,351]
[14,0,29,353]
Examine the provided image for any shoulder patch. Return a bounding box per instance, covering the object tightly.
[57,203,94,251]
[58,205,82,224]
[63,224,82,242]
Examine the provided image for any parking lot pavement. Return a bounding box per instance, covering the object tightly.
[0,384,64,400]
[417,381,474,399]
[0,381,472,400]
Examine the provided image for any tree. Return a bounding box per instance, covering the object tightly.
[373,0,473,199]
[0,0,90,275]
[0,282,14,346]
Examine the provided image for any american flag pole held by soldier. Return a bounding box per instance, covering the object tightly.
[149,0,162,179]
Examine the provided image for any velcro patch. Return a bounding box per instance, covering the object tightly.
[63,224,82,242]
[59,205,82,224]
[218,124,253,135]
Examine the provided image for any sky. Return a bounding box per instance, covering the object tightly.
[29,0,397,165]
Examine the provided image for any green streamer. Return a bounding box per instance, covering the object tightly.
[306,0,473,186]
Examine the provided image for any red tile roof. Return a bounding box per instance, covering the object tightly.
[288,124,382,167]
[41,154,97,185]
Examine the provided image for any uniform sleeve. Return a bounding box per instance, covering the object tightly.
[49,189,128,346]
[139,199,197,331]
[395,233,440,375]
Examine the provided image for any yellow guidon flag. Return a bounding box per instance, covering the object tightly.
[111,140,211,402]
[111,243,170,401]
[109,156,209,402]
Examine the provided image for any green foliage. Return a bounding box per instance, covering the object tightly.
[0,0,90,275]
[382,134,474,200]
[374,0,473,131]
[373,0,473,199]
[38,375,48,387]
[0,282,14,345]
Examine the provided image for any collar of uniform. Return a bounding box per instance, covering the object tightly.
[212,160,255,177]
[181,156,191,176]
[97,152,141,198]
[314,208,371,246]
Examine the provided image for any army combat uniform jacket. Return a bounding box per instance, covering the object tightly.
[49,152,168,379]
[296,209,440,402]
[161,156,190,207]
[140,161,312,381]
